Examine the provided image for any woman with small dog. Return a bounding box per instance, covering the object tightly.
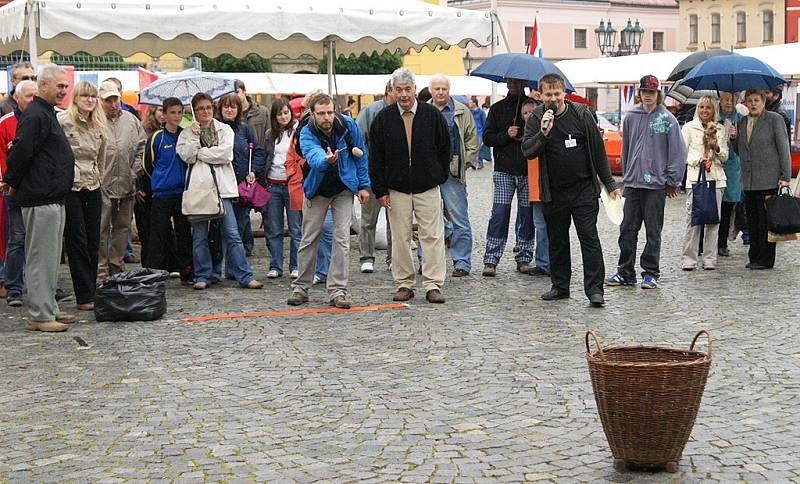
[680,96,728,270]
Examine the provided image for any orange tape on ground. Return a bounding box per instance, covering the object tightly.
[183,303,408,323]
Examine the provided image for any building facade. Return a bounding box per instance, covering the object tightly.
[451,0,680,66]
[787,0,800,42]
[679,0,785,50]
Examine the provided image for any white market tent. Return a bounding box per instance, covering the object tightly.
[556,42,800,86]
[0,0,492,93]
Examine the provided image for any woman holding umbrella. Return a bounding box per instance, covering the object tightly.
[680,96,728,270]
[735,88,791,270]
[177,93,263,290]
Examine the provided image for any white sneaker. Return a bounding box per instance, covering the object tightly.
[361,261,374,273]
[290,269,299,278]
[169,272,180,279]
[313,275,325,284]
[267,269,281,279]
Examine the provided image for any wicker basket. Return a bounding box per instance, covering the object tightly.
[585,331,712,473]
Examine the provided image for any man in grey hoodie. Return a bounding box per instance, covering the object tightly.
[606,75,686,290]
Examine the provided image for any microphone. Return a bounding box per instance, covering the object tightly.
[542,104,557,131]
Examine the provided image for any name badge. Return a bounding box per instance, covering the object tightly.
[565,135,577,149]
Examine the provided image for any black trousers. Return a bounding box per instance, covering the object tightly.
[134,195,152,266]
[147,195,193,281]
[543,179,605,298]
[65,189,102,304]
[744,189,777,268]
[617,187,665,280]
[718,201,736,250]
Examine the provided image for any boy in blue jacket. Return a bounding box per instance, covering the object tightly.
[143,97,193,282]
[287,94,370,309]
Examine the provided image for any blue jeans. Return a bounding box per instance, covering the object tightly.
[125,230,134,258]
[265,184,302,274]
[315,209,333,279]
[192,198,253,286]
[439,175,473,272]
[531,202,549,271]
[4,196,25,296]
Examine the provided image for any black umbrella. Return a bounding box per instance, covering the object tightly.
[666,48,733,82]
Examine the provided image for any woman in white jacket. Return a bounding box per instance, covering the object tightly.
[176,93,262,290]
[680,96,729,270]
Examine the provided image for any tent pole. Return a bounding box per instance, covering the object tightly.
[27,0,38,69]
[490,0,497,103]
[326,40,335,95]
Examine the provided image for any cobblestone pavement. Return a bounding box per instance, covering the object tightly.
[2,164,799,483]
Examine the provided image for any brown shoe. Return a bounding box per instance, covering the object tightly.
[393,287,415,301]
[425,289,445,303]
[25,320,69,332]
[329,295,352,309]
[244,280,263,289]
[0,283,6,299]
[76,303,94,311]
[56,312,77,324]
[516,261,531,273]
[482,264,496,277]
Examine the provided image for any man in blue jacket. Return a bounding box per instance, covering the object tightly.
[606,75,686,290]
[143,97,193,283]
[288,94,370,309]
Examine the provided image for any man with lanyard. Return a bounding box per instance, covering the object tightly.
[521,73,620,308]
[143,97,193,284]
[428,74,478,277]
[287,94,370,309]
[605,75,686,290]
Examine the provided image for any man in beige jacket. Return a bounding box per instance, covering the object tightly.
[98,81,146,280]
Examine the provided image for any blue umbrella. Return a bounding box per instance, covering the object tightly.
[138,69,236,111]
[680,55,784,93]
[470,53,575,92]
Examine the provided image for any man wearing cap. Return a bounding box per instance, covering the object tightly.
[98,81,146,280]
[605,75,686,291]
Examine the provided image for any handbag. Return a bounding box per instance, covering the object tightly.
[765,187,800,234]
[237,142,272,209]
[182,162,225,223]
[690,165,719,226]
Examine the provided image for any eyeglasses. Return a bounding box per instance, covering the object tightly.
[314,110,335,117]
[79,94,98,100]
[17,75,37,81]
[195,105,214,112]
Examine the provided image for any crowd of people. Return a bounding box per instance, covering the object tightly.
[0,61,793,332]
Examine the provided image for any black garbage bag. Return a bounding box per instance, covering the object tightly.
[94,268,170,322]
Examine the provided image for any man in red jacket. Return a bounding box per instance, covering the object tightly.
[0,79,37,304]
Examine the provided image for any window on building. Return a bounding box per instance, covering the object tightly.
[711,13,721,43]
[574,29,587,48]
[524,26,533,47]
[737,11,747,43]
[652,31,664,51]
[763,10,774,42]
[689,14,698,44]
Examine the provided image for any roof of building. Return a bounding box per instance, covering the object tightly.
[611,0,678,7]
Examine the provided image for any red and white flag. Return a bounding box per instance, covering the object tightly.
[528,16,543,58]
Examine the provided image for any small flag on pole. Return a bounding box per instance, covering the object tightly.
[528,16,543,58]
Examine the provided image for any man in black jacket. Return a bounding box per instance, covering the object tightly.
[369,67,451,304]
[481,78,537,277]
[0,64,76,332]
[521,73,620,308]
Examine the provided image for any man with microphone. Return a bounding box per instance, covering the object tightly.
[521,73,619,307]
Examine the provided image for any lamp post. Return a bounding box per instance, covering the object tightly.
[595,18,644,56]
[464,51,474,75]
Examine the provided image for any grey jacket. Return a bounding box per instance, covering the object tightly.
[735,110,791,191]
[244,96,269,148]
[355,98,388,150]
[102,111,146,199]
[620,104,686,190]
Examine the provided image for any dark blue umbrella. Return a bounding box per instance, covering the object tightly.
[680,54,784,92]
[470,53,575,92]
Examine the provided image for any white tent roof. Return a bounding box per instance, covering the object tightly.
[0,0,492,58]
[556,42,800,86]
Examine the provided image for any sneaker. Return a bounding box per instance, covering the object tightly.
[516,261,531,273]
[527,266,549,276]
[482,264,496,277]
[287,291,308,306]
[452,268,469,277]
[605,274,636,287]
[7,294,23,307]
[267,269,281,279]
[169,272,181,279]
[360,261,374,273]
[193,281,207,290]
[55,288,73,302]
[330,296,352,309]
[640,275,658,289]
[290,269,299,278]
[313,275,326,285]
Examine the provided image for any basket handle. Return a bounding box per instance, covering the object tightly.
[689,330,712,358]
[585,331,605,360]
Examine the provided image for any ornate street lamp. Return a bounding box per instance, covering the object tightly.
[596,18,644,56]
